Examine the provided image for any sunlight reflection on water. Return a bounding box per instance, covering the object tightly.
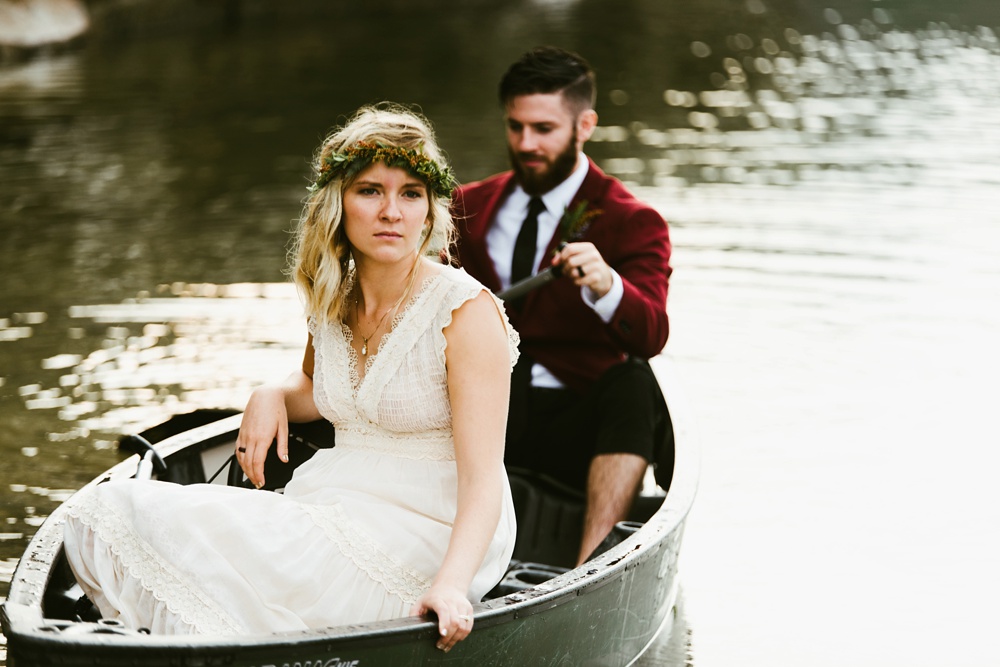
[27,283,306,437]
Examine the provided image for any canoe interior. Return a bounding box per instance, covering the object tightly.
[38,409,671,625]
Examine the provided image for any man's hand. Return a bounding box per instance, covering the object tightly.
[552,241,614,298]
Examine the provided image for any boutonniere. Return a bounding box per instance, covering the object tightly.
[557,200,602,244]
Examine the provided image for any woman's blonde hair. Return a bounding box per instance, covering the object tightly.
[291,103,456,326]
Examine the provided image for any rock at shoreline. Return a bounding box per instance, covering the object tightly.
[0,0,89,48]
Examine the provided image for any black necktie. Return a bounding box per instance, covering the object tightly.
[506,198,544,445]
[510,197,545,284]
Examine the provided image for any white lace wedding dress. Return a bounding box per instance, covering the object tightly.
[63,265,519,635]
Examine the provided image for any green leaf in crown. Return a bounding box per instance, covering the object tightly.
[309,141,456,198]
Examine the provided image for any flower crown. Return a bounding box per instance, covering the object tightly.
[309,141,456,197]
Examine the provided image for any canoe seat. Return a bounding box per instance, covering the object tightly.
[506,467,586,568]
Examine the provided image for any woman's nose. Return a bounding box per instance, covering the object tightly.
[380,197,403,221]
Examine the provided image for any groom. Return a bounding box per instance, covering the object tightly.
[453,47,673,565]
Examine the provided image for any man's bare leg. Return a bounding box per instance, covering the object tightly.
[576,452,648,566]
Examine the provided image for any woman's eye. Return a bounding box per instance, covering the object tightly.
[403,189,425,199]
[358,187,378,196]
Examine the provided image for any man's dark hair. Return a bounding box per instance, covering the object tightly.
[499,46,596,114]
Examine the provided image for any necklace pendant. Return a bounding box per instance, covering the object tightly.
[361,341,368,356]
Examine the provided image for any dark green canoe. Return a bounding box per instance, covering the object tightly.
[1,357,698,666]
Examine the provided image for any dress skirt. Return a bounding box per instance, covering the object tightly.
[63,443,516,635]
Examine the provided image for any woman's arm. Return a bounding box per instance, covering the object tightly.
[410,291,511,652]
[235,335,322,488]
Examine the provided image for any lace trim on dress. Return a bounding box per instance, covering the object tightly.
[340,271,441,397]
[308,315,340,424]
[66,488,244,636]
[302,503,430,605]
[345,271,443,395]
[335,427,455,461]
[496,296,521,370]
[355,274,446,410]
[340,323,365,392]
[310,265,520,428]
[432,283,521,373]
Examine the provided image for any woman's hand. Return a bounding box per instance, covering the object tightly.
[235,385,289,489]
[410,583,474,652]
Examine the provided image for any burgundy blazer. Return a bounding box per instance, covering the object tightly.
[453,158,672,393]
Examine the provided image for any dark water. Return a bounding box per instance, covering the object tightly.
[2,1,999,664]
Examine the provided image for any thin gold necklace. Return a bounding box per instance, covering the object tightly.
[352,257,421,357]
[355,298,396,357]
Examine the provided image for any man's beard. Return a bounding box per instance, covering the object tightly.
[508,128,578,196]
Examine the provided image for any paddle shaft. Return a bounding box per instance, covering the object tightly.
[496,267,561,301]
[496,240,571,302]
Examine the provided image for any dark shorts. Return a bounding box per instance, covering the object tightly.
[504,357,671,491]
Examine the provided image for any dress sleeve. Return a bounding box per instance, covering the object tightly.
[438,279,520,372]
[488,292,521,371]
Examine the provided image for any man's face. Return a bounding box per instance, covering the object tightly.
[505,93,584,195]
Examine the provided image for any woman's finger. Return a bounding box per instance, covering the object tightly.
[434,607,453,651]
[276,419,290,464]
[236,431,267,488]
[234,435,251,481]
[250,438,269,489]
[453,614,472,643]
[438,607,467,652]
[438,608,474,651]
[410,597,450,650]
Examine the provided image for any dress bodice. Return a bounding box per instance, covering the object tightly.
[309,265,519,461]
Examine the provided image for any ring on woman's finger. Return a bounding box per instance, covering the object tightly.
[237,447,247,453]
[457,614,471,621]
[576,266,585,278]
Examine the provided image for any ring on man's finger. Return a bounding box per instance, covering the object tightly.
[237,447,247,453]
[576,266,585,278]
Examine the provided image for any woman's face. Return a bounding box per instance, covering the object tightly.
[342,162,430,266]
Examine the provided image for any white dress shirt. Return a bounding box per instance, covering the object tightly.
[487,154,624,388]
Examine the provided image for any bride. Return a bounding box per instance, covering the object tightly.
[63,104,518,653]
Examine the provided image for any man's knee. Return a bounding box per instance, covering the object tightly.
[590,360,665,463]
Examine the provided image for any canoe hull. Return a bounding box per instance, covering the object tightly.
[4,528,683,665]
